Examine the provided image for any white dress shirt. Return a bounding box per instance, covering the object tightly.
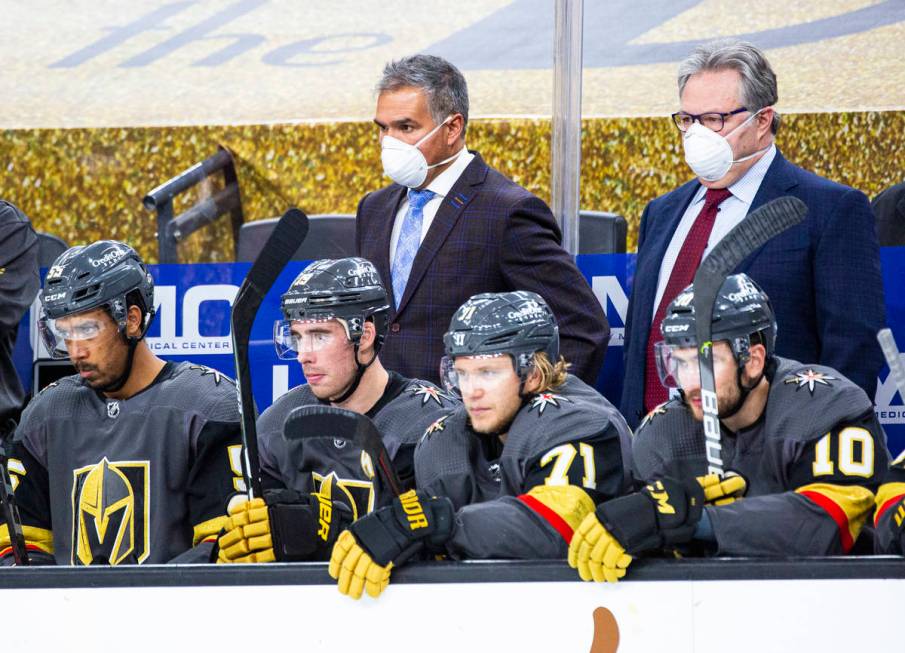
[652,143,777,315]
[389,147,476,264]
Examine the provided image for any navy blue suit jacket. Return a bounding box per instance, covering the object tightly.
[621,149,885,427]
[356,152,609,386]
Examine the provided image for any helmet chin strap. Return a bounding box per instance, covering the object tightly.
[96,304,153,395]
[97,336,139,394]
[718,360,766,420]
[328,343,379,405]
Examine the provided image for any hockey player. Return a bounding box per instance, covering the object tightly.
[569,274,888,583]
[217,257,456,563]
[0,241,243,565]
[874,450,905,554]
[328,290,632,599]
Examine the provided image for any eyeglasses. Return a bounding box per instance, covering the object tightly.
[671,107,749,132]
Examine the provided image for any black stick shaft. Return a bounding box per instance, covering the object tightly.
[232,208,309,498]
[692,196,807,475]
[0,461,29,565]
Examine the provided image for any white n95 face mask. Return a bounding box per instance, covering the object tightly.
[682,108,768,182]
[381,116,459,188]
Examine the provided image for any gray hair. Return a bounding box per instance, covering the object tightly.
[377,55,469,136]
[677,39,780,134]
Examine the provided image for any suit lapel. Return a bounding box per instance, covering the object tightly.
[737,148,800,271]
[395,152,488,315]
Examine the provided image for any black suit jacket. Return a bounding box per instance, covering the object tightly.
[621,149,885,427]
[356,152,609,385]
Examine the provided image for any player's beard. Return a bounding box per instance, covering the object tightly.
[75,351,129,390]
[685,380,743,421]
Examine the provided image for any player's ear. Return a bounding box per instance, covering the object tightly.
[358,320,377,354]
[745,343,767,379]
[125,304,143,338]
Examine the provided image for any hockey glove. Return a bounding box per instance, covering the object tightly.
[697,472,747,506]
[218,479,352,563]
[568,477,704,583]
[328,489,454,600]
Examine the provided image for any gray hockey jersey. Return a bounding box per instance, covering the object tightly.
[0,362,243,565]
[257,372,457,520]
[632,357,888,556]
[415,374,632,559]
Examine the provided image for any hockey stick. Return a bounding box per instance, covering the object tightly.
[283,405,404,497]
[877,328,905,401]
[692,196,808,475]
[0,459,29,566]
[232,208,309,498]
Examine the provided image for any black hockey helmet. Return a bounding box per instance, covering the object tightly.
[275,257,389,359]
[656,273,777,389]
[442,290,559,380]
[39,240,156,358]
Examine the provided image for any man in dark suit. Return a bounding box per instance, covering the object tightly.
[621,39,885,428]
[0,200,39,435]
[873,181,905,247]
[356,55,608,386]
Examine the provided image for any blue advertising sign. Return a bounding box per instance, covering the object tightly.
[14,251,905,456]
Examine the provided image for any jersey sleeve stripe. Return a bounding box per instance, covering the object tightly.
[874,482,905,526]
[0,524,54,555]
[518,493,575,543]
[517,485,596,544]
[797,483,874,553]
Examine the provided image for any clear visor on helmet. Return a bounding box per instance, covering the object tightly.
[39,312,110,360]
[654,341,736,389]
[440,353,516,397]
[273,318,345,360]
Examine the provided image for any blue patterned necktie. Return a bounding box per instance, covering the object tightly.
[391,188,435,308]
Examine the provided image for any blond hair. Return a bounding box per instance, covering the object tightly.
[527,352,570,393]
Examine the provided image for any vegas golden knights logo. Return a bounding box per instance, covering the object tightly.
[70,458,150,565]
[312,471,374,521]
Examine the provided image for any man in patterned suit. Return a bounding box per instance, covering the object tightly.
[356,54,608,386]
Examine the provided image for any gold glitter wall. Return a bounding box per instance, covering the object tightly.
[2,110,902,262]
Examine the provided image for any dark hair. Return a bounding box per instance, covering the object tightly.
[377,54,469,135]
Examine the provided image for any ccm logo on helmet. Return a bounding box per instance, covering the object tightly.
[664,324,689,332]
[44,292,67,302]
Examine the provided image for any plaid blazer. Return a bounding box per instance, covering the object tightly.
[356,152,609,386]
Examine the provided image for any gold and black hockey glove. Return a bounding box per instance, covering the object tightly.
[218,479,352,564]
[328,489,454,600]
[569,477,704,583]
[697,471,747,506]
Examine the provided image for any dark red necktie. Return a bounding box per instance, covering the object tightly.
[643,187,733,414]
